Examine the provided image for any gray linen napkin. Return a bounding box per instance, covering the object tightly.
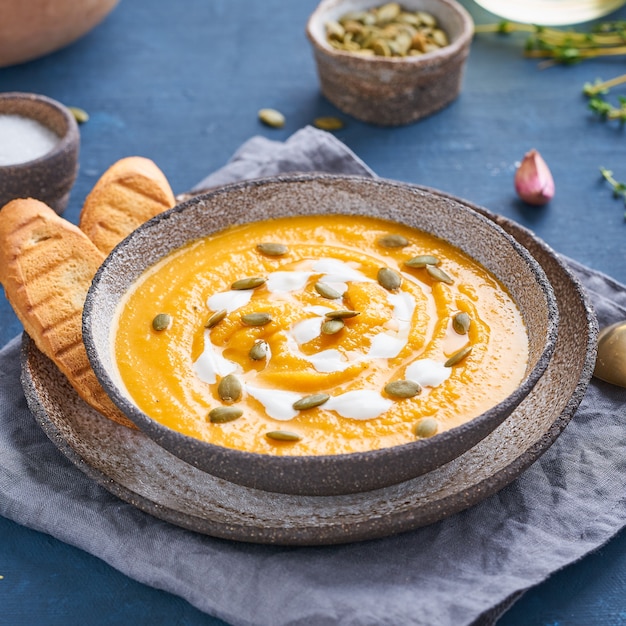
[1,126,625,626]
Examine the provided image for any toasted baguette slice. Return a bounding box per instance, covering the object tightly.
[79,156,176,255]
[0,198,135,428]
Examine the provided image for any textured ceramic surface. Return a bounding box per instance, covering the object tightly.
[83,175,558,497]
[21,200,596,545]
[0,92,79,214]
[0,0,119,67]
[306,0,474,125]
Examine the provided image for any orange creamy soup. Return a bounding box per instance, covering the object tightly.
[114,214,528,456]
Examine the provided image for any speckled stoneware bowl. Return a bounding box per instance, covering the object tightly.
[0,92,79,214]
[83,174,559,497]
[306,0,474,125]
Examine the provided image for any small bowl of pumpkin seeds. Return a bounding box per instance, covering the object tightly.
[306,0,474,125]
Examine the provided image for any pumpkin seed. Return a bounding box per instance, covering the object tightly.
[217,374,242,403]
[205,308,227,329]
[293,393,330,410]
[152,313,172,331]
[257,242,288,257]
[314,282,342,299]
[377,267,402,291]
[377,2,401,22]
[417,11,437,27]
[325,20,345,40]
[231,276,266,290]
[426,265,454,284]
[378,233,409,248]
[241,312,272,326]
[313,116,344,131]
[444,345,473,367]
[209,406,243,423]
[69,106,89,124]
[258,108,285,128]
[249,340,269,361]
[325,309,360,319]
[404,254,440,268]
[266,430,302,442]
[452,312,471,335]
[384,380,422,398]
[321,318,345,335]
[414,416,439,438]
[371,38,392,56]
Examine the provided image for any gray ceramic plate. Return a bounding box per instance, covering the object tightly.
[20,190,597,545]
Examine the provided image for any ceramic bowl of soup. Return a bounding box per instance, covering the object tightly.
[83,174,558,496]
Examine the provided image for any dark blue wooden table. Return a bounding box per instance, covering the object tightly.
[2,1,626,623]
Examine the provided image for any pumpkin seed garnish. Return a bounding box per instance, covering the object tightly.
[414,416,439,438]
[217,374,242,403]
[209,406,243,424]
[377,267,402,291]
[325,309,360,319]
[452,312,471,335]
[404,254,440,268]
[241,312,273,326]
[205,308,227,329]
[257,242,288,257]
[426,265,454,285]
[321,318,345,335]
[258,108,285,128]
[69,106,89,124]
[152,313,172,331]
[266,430,302,442]
[293,393,330,411]
[378,234,409,248]
[249,340,269,361]
[384,380,422,399]
[314,282,342,300]
[231,276,266,290]
[313,116,344,131]
[444,345,473,367]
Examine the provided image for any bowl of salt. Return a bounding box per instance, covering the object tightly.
[0,92,79,214]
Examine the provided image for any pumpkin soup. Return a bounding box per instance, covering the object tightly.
[113,214,528,456]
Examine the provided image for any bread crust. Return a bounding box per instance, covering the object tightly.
[79,156,176,255]
[0,198,135,428]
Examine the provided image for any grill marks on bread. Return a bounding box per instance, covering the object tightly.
[0,198,135,428]
[79,156,176,255]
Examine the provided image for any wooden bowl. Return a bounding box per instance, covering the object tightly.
[0,0,119,67]
[83,174,559,496]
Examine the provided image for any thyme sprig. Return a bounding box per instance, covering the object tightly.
[474,20,626,65]
[600,167,626,202]
[583,75,626,122]
[600,168,626,218]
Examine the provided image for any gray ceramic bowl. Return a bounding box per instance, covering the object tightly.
[306,0,474,125]
[0,92,79,214]
[83,174,558,497]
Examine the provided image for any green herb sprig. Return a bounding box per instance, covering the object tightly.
[583,75,626,121]
[474,20,626,65]
[600,168,626,219]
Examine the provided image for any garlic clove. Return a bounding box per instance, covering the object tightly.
[514,149,555,206]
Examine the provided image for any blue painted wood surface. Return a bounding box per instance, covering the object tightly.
[1,1,626,623]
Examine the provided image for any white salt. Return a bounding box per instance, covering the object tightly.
[0,114,60,166]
